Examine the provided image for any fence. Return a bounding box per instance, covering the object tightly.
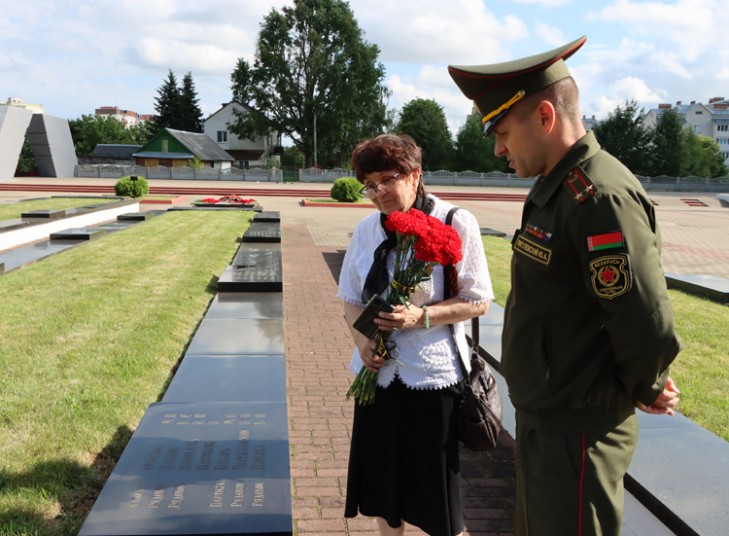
[75,164,284,182]
[74,164,729,192]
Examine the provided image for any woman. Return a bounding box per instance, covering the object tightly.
[338,133,494,536]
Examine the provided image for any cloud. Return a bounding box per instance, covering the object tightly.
[351,0,528,65]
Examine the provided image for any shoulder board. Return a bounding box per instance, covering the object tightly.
[562,165,598,204]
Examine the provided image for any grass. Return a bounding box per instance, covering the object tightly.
[482,236,729,441]
[0,198,119,221]
[0,210,252,535]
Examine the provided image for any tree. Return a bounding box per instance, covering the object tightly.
[396,98,453,171]
[649,107,684,176]
[178,72,203,132]
[592,100,652,176]
[69,115,149,156]
[452,113,510,173]
[16,139,37,174]
[681,130,729,178]
[229,0,390,168]
[152,69,180,134]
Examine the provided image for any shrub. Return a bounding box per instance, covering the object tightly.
[330,177,363,202]
[114,176,150,198]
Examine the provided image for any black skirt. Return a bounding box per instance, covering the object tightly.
[345,376,464,536]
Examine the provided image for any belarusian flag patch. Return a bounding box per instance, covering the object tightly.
[587,231,623,252]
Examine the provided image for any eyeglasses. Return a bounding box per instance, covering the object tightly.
[360,173,405,199]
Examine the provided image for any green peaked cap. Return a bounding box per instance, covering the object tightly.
[448,35,587,135]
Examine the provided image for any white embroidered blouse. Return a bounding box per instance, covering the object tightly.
[337,195,494,390]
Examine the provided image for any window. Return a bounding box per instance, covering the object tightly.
[217,130,228,143]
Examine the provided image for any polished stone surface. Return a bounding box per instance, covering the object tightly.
[205,293,284,319]
[20,208,67,220]
[49,227,109,240]
[0,218,28,231]
[0,220,138,273]
[243,222,281,243]
[78,401,292,536]
[628,412,729,536]
[253,211,281,223]
[665,272,729,303]
[0,239,81,272]
[478,303,504,326]
[185,318,284,356]
[118,210,165,221]
[218,245,283,292]
[480,227,507,237]
[162,354,286,404]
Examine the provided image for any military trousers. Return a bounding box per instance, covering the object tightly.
[514,412,638,536]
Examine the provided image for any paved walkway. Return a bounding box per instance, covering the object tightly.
[4,178,729,534]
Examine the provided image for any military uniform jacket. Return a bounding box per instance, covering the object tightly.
[502,131,680,434]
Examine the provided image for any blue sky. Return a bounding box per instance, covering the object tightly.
[1,0,727,138]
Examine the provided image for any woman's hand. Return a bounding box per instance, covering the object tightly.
[357,337,386,372]
[374,303,425,332]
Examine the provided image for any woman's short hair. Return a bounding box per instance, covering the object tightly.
[350,134,422,182]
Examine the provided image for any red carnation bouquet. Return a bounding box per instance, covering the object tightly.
[346,208,463,405]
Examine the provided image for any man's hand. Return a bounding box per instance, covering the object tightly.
[636,377,681,416]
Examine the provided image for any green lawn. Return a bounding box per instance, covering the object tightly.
[482,235,728,441]
[0,210,252,535]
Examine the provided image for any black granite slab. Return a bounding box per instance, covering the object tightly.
[480,227,507,237]
[0,239,81,272]
[78,401,292,536]
[242,222,281,243]
[0,218,28,232]
[205,293,284,320]
[478,303,504,326]
[49,227,109,241]
[665,273,729,303]
[626,412,729,536]
[20,208,67,220]
[477,326,503,366]
[218,246,283,293]
[118,211,164,221]
[162,354,286,404]
[185,318,284,356]
[253,212,281,223]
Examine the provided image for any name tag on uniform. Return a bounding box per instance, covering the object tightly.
[514,235,552,265]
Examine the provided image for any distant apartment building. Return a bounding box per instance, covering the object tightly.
[3,96,44,114]
[643,97,729,167]
[95,106,154,128]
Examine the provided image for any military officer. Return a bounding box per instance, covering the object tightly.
[448,36,681,535]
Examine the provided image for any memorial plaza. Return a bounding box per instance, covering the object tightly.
[1,177,727,535]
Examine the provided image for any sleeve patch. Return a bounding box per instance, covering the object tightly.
[589,254,632,299]
[587,231,623,251]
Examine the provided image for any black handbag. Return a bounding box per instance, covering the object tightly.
[445,207,503,452]
[455,319,503,451]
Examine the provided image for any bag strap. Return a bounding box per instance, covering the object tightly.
[443,207,479,377]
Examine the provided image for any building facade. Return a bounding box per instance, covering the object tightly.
[644,97,729,166]
[95,106,154,128]
[133,128,233,169]
[203,103,282,168]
